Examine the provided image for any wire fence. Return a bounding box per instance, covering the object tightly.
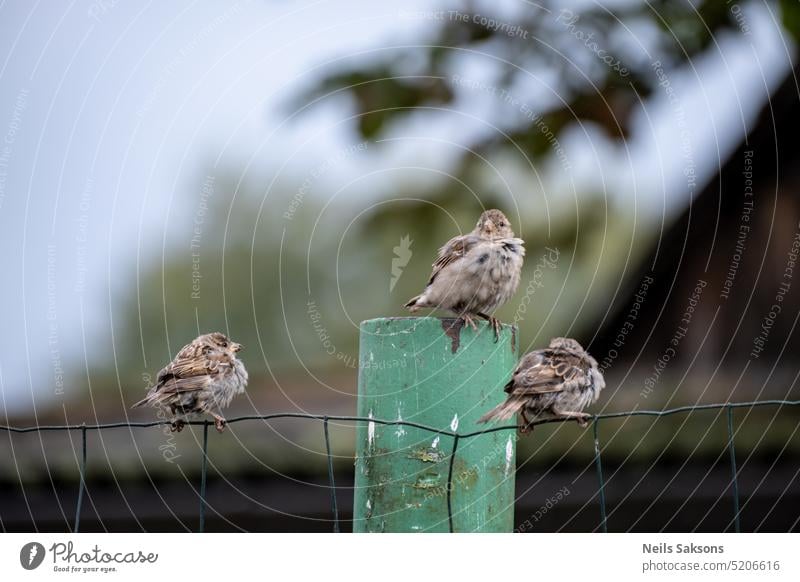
[2,399,799,533]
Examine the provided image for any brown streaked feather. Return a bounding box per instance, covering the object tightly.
[428,233,481,285]
[157,347,229,383]
[156,375,212,394]
[477,395,527,423]
[138,346,233,404]
[505,350,584,396]
[507,385,564,396]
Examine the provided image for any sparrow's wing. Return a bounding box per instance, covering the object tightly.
[154,347,231,394]
[498,237,526,256]
[505,349,586,395]
[428,233,481,285]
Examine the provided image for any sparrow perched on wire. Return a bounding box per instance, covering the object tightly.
[478,337,604,433]
[132,332,248,433]
[404,209,525,339]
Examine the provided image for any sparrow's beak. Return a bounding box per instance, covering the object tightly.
[232,343,243,352]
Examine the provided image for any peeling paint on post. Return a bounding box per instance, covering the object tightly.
[353,317,518,532]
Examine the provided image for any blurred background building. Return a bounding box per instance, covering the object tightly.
[1,0,799,531]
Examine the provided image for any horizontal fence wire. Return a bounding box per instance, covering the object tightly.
[3,399,798,434]
[1,399,799,532]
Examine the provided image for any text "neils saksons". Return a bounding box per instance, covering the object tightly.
[643,543,723,554]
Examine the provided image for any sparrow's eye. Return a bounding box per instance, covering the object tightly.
[220,341,228,348]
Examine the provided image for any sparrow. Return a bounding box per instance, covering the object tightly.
[478,337,604,433]
[132,332,248,433]
[404,209,525,339]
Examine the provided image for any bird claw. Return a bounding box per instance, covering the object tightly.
[170,420,185,433]
[214,417,227,433]
[576,414,591,428]
[476,312,502,341]
[519,411,533,435]
[490,317,501,342]
[461,314,479,331]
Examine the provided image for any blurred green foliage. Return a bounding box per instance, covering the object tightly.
[293,0,761,151]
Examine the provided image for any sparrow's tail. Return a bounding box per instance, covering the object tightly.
[404,295,421,310]
[131,394,153,408]
[477,397,526,424]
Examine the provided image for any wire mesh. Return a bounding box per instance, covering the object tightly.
[199,422,210,533]
[2,399,798,533]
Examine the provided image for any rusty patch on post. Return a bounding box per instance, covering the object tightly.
[408,448,446,463]
[412,472,441,489]
[511,326,516,354]
[441,318,463,353]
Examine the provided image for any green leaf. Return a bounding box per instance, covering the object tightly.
[780,0,800,42]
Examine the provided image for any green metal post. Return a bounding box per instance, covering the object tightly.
[353,317,518,533]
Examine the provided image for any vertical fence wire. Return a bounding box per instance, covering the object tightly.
[198,422,209,533]
[593,418,608,533]
[446,433,461,533]
[322,417,340,533]
[73,424,87,532]
[726,405,741,533]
